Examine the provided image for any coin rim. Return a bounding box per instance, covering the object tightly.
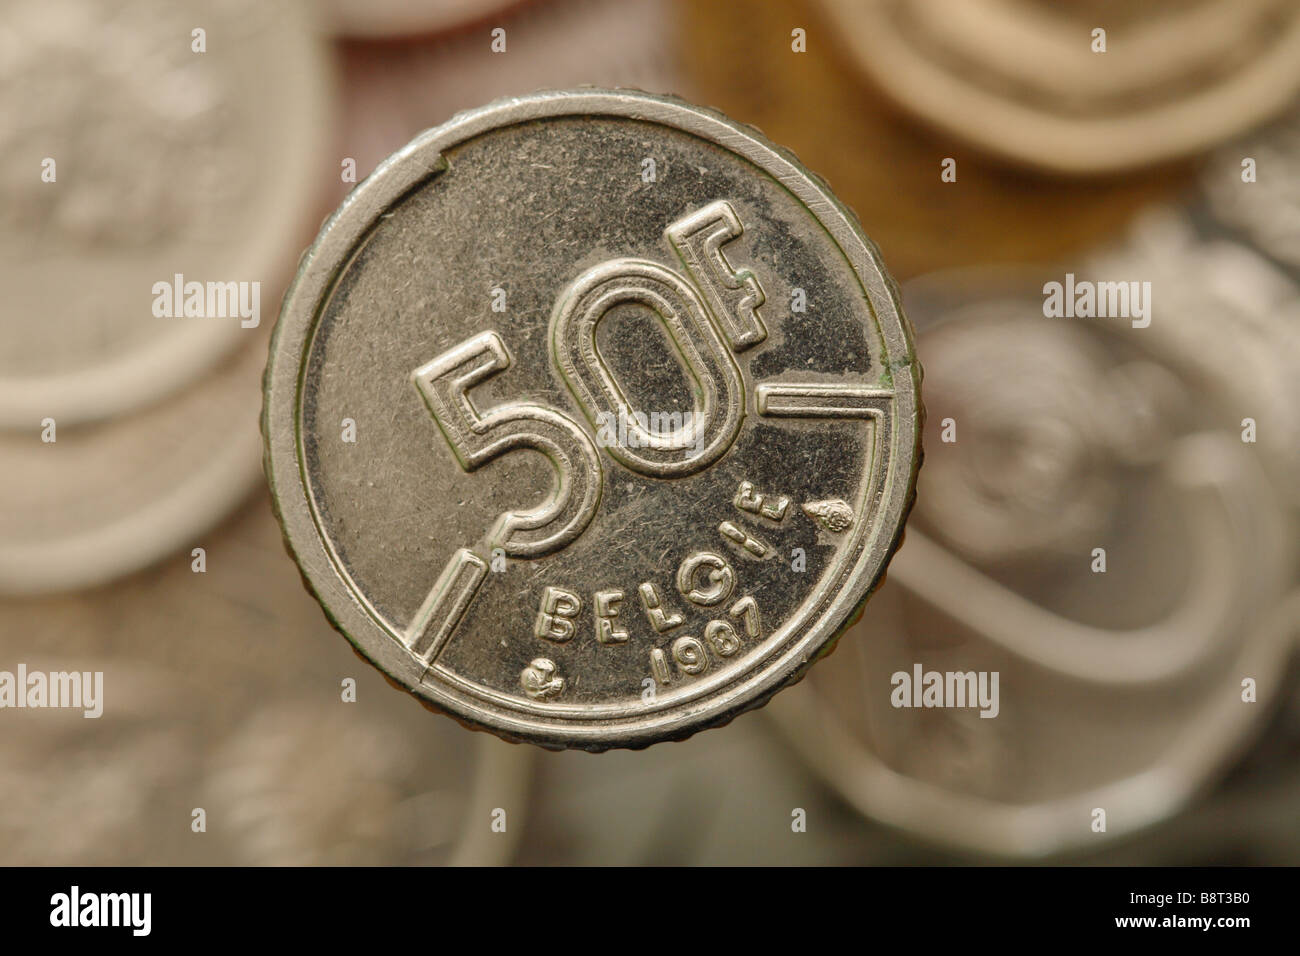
[263,88,921,750]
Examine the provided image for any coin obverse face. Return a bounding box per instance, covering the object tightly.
[264,90,921,750]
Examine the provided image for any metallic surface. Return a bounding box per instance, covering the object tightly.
[0,493,533,865]
[264,89,921,751]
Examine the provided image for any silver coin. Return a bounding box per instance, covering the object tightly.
[0,0,332,427]
[264,89,922,751]
[768,266,1297,856]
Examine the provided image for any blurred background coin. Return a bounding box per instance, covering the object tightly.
[0,0,336,593]
[1202,106,1300,276]
[205,702,531,866]
[0,329,267,594]
[814,0,1300,174]
[264,89,921,751]
[677,0,1198,278]
[0,657,202,865]
[334,0,678,201]
[0,0,332,427]
[0,493,533,865]
[767,264,1297,856]
[1088,208,1300,509]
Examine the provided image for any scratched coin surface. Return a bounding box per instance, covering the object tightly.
[264,90,921,751]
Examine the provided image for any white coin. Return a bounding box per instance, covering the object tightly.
[768,266,1298,856]
[0,0,333,427]
[0,331,267,594]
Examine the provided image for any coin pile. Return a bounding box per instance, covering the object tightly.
[3,0,1299,869]
[0,0,331,594]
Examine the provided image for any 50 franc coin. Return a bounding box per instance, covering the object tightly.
[263,90,921,751]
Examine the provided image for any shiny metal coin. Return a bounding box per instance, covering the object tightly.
[264,89,921,751]
[0,0,331,427]
[816,0,1300,174]
[768,265,1296,856]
